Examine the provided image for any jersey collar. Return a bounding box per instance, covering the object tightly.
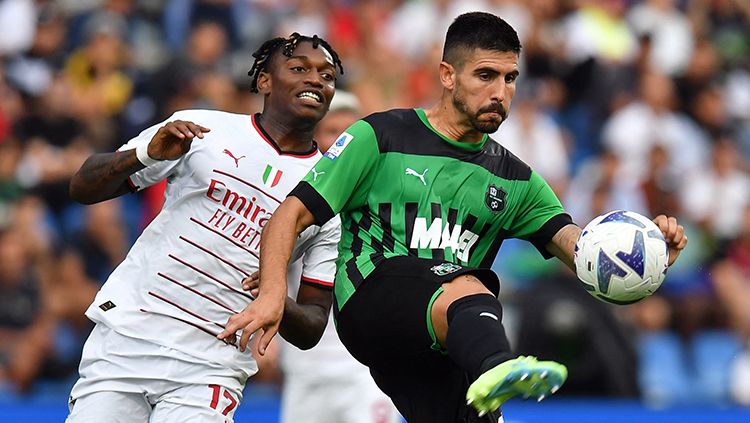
[414,108,487,152]
[251,113,319,158]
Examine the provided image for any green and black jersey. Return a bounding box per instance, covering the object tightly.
[291,108,572,311]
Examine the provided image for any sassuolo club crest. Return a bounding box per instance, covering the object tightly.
[485,184,506,213]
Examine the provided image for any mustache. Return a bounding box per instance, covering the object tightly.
[478,103,507,119]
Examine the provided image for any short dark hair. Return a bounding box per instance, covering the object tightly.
[442,12,521,67]
[248,33,344,93]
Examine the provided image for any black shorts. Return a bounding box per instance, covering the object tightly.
[336,256,502,423]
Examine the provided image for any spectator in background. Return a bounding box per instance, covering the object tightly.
[149,20,231,119]
[602,70,709,182]
[64,9,132,146]
[13,75,91,223]
[0,0,37,58]
[680,136,750,244]
[492,81,570,195]
[564,151,647,225]
[5,2,68,98]
[626,0,694,77]
[639,145,681,218]
[0,228,54,393]
[713,205,750,343]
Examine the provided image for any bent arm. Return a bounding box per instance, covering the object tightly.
[69,151,143,204]
[220,196,319,352]
[546,223,582,273]
[257,196,318,304]
[279,284,332,350]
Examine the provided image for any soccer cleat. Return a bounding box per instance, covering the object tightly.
[466,356,567,414]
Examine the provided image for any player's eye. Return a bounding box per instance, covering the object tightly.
[478,72,491,81]
[321,72,335,81]
[505,73,517,83]
[291,66,306,72]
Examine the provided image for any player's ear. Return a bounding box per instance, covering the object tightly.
[438,61,456,90]
[257,71,271,95]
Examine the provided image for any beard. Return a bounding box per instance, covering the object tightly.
[452,85,508,134]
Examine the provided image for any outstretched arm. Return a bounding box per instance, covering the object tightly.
[219,196,317,354]
[546,214,688,273]
[69,120,209,204]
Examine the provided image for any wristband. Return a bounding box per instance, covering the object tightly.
[135,143,159,167]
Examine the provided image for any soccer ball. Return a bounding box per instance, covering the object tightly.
[574,210,669,304]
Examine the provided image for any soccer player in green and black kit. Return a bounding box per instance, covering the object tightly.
[220,12,689,423]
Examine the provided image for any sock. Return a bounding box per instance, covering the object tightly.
[445,294,515,380]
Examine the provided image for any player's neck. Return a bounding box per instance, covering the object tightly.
[424,100,485,144]
[256,112,316,153]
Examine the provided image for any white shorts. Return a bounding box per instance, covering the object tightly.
[281,370,401,423]
[67,324,244,423]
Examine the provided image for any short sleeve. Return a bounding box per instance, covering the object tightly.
[510,171,572,257]
[299,216,341,290]
[290,120,380,224]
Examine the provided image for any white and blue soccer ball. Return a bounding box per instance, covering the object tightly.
[574,210,669,304]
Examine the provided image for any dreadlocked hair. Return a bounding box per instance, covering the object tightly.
[248,32,344,93]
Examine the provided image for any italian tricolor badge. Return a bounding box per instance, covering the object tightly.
[262,164,283,188]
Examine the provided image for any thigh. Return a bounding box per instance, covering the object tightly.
[67,391,151,423]
[336,257,445,366]
[151,383,243,423]
[336,257,499,367]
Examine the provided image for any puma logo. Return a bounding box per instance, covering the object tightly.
[223,149,246,167]
[311,168,325,181]
[405,168,428,185]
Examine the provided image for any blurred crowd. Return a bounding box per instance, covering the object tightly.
[1,0,749,409]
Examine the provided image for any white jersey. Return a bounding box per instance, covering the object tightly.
[84,109,340,384]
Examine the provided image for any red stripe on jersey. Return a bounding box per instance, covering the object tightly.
[212,169,282,204]
[180,236,250,277]
[158,272,239,313]
[301,276,334,288]
[147,291,222,327]
[251,114,319,159]
[169,253,253,300]
[189,218,260,259]
[139,308,237,348]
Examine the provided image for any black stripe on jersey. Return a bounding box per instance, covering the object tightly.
[346,216,365,288]
[378,203,395,253]
[431,203,443,261]
[363,109,533,181]
[359,208,384,255]
[404,202,418,255]
[446,207,459,262]
[479,228,507,268]
[290,181,335,225]
[463,213,478,236]
[527,213,575,259]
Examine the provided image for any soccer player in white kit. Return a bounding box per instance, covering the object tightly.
[243,91,401,423]
[65,33,344,422]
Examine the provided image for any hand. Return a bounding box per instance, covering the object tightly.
[218,294,283,354]
[242,271,260,298]
[653,215,688,266]
[148,120,210,161]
